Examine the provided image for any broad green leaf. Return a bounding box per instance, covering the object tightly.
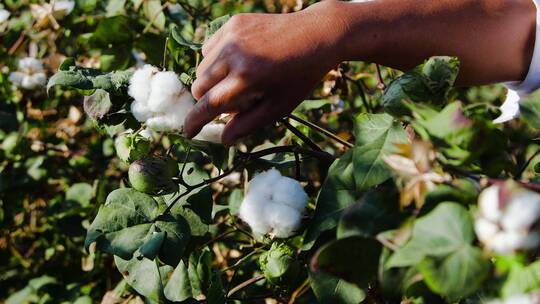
[66,182,94,207]
[114,255,169,302]
[85,188,191,265]
[303,151,357,250]
[169,23,203,51]
[418,245,489,302]
[520,90,540,129]
[354,113,397,146]
[502,260,540,297]
[89,16,133,47]
[309,270,366,304]
[48,60,132,95]
[312,236,381,286]
[353,114,407,190]
[164,260,193,302]
[337,185,404,239]
[205,15,230,41]
[387,202,475,268]
[144,0,166,31]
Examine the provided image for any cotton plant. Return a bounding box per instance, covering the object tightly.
[9,57,47,90]
[239,169,308,238]
[475,181,540,254]
[128,64,226,143]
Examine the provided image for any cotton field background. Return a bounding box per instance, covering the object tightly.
[1,1,540,304]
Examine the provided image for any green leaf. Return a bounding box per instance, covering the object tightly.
[387,202,475,268]
[144,0,166,31]
[48,60,133,95]
[337,185,404,239]
[85,188,191,265]
[164,260,193,302]
[312,236,382,286]
[520,90,540,129]
[386,202,489,301]
[353,114,407,190]
[90,16,134,47]
[66,183,94,207]
[418,245,489,302]
[502,260,540,297]
[205,15,230,41]
[114,255,169,302]
[354,113,398,146]
[309,270,366,304]
[169,23,203,51]
[303,151,357,250]
[106,0,126,16]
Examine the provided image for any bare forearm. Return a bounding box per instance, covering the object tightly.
[326,0,536,85]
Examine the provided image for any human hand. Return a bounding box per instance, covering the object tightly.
[184,1,347,145]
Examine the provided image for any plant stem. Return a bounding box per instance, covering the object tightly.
[281,118,324,152]
[287,114,354,149]
[288,279,310,304]
[375,64,386,90]
[515,147,540,178]
[162,37,169,70]
[226,275,265,298]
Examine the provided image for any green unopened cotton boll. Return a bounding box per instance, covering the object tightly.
[114,133,151,163]
[128,156,179,195]
[258,243,302,287]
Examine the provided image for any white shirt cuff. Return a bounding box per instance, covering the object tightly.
[497,0,540,123]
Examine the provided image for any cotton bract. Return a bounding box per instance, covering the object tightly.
[475,181,540,254]
[9,57,47,90]
[128,65,195,131]
[239,169,308,238]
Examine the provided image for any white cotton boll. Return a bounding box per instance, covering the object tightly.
[478,185,503,222]
[489,231,526,254]
[247,169,282,200]
[139,129,153,140]
[19,57,43,71]
[501,190,540,231]
[239,196,272,236]
[272,177,308,212]
[193,122,225,143]
[147,71,184,112]
[128,64,157,103]
[0,9,10,23]
[21,73,46,90]
[267,203,302,238]
[8,72,25,86]
[130,99,154,122]
[474,217,499,243]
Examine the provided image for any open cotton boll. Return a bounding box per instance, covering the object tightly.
[130,98,153,122]
[193,122,225,143]
[478,185,502,222]
[501,190,540,231]
[239,168,307,238]
[267,203,302,238]
[51,0,75,19]
[474,217,499,243]
[272,177,308,212]
[147,71,184,112]
[9,57,47,90]
[239,197,272,236]
[128,64,158,103]
[0,9,10,24]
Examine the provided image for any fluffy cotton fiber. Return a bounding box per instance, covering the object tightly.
[128,65,195,131]
[475,182,540,254]
[9,57,47,90]
[239,169,308,238]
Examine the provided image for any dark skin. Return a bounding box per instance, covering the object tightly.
[184,0,537,145]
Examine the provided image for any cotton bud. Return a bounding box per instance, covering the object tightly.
[475,181,540,254]
[259,242,302,287]
[487,292,540,304]
[128,156,179,195]
[9,57,47,90]
[239,169,308,238]
[128,65,195,132]
[114,132,151,163]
